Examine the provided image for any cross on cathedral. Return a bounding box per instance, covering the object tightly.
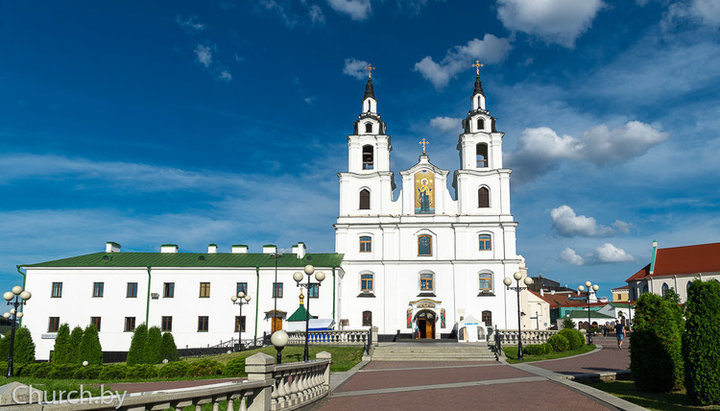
[365,63,375,79]
[419,138,429,154]
[472,59,484,76]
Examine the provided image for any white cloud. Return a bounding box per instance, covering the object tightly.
[550,205,617,237]
[218,70,232,81]
[507,121,668,183]
[327,0,372,20]
[560,243,634,265]
[308,4,326,23]
[194,44,213,68]
[176,15,206,32]
[343,58,370,80]
[413,34,512,89]
[665,0,720,28]
[612,220,632,234]
[304,96,317,104]
[496,0,604,48]
[430,116,462,132]
[259,0,326,28]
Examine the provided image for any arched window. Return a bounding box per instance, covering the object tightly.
[362,145,374,170]
[420,273,434,291]
[362,310,372,326]
[359,189,370,210]
[479,273,493,292]
[482,310,492,326]
[478,234,492,250]
[365,122,373,133]
[477,118,485,131]
[418,235,432,256]
[361,273,373,292]
[359,236,372,252]
[661,283,669,296]
[478,187,490,208]
[476,143,488,168]
[642,284,649,294]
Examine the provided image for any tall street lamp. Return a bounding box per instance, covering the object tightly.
[271,329,288,364]
[3,286,31,377]
[231,291,252,352]
[293,264,325,362]
[577,281,599,344]
[503,272,533,360]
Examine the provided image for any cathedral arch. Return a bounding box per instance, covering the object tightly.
[362,145,374,170]
[478,186,490,208]
[476,143,488,168]
[359,188,371,210]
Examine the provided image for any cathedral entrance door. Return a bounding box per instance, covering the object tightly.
[272,317,282,333]
[415,309,436,339]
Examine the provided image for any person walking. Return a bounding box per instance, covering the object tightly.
[614,320,625,350]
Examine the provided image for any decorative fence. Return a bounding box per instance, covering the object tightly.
[495,329,559,346]
[4,352,331,411]
[286,329,371,346]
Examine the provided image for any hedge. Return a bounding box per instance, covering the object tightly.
[224,357,247,376]
[523,343,552,355]
[548,334,570,352]
[74,365,102,379]
[127,364,159,379]
[558,329,584,350]
[99,364,128,380]
[188,359,224,377]
[158,361,191,378]
[683,280,720,405]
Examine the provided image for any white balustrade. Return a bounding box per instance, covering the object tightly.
[495,329,559,345]
[286,329,370,346]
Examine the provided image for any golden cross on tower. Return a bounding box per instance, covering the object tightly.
[472,59,484,76]
[419,138,429,155]
[365,63,375,79]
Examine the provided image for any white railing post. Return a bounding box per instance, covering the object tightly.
[316,351,332,392]
[245,352,274,411]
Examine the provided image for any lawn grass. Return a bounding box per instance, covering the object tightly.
[502,344,596,364]
[585,380,720,410]
[200,345,365,372]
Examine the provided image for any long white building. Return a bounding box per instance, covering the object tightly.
[20,72,525,360]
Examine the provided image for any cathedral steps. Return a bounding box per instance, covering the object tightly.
[370,342,497,361]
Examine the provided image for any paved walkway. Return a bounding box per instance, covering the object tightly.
[312,337,639,411]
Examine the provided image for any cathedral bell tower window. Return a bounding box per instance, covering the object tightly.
[477,118,485,131]
[476,143,488,168]
[478,187,490,208]
[362,145,374,170]
[359,189,371,210]
[365,122,373,133]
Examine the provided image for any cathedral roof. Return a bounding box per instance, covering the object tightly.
[473,75,484,96]
[23,252,344,268]
[362,78,375,100]
[287,304,315,322]
[625,242,720,282]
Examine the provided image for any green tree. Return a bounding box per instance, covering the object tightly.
[160,332,179,362]
[78,324,103,365]
[52,324,71,364]
[663,288,684,330]
[10,327,36,365]
[683,280,720,405]
[631,293,683,392]
[68,326,84,364]
[126,323,148,365]
[561,316,576,330]
[145,326,163,364]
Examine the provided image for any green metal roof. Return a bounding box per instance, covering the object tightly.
[565,310,615,320]
[287,304,316,322]
[23,252,343,268]
[608,302,633,308]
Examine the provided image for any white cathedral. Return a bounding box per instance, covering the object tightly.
[20,70,523,360]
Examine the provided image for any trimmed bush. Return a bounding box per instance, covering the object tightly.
[188,359,224,377]
[68,326,84,364]
[127,324,148,366]
[631,293,683,392]
[158,361,190,378]
[160,332,179,362]
[127,364,159,379]
[48,364,80,379]
[145,327,163,364]
[683,279,720,405]
[522,344,545,355]
[548,334,570,352]
[559,329,584,350]
[100,364,129,380]
[10,327,36,366]
[74,365,102,379]
[16,362,39,377]
[0,361,7,376]
[52,324,71,364]
[31,362,53,378]
[79,324,103,365]
[224,357,247,376]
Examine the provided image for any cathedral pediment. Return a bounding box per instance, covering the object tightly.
[399,155,449,177]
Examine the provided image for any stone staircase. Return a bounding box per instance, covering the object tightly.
[370,342,497,361]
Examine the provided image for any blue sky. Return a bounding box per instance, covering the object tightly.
[1,0,719,298]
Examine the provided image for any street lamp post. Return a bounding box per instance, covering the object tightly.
[3,286,32,377]
[230,291,252,352]
[271,329,288,364]
[503,272,533,360]
[293,264,325,362]
[577,281,599,344]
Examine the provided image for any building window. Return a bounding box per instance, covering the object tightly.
[273,282,283,298]
[359,189,370,210]
[476,143,488,167]
[163,282,175,298]
[642,284,649,294]
[90,316,101,331]
[124,317,136,332]
[198,316,209,332]
[365,123,373,133]
[126,282,138,298]
[362,310,372,327]
[199,282,211,298]
[162,316,173,332]
[359,236,372,252]
[48,317,60,332]
[51,282,63,298]
[479,273,493,292]
[478,187,490,208]
[361,274,374,292]
[237,282,248,296]
[308,283,319,298]
[362,145,374,169]
[478,234,492,250]
[420,273,434,291]
[482,310,492,326]
[92,282,104,298]
[418,235,432,256]
[477,118,485,131]
[661,283,669,297]
[235,316,246,332]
